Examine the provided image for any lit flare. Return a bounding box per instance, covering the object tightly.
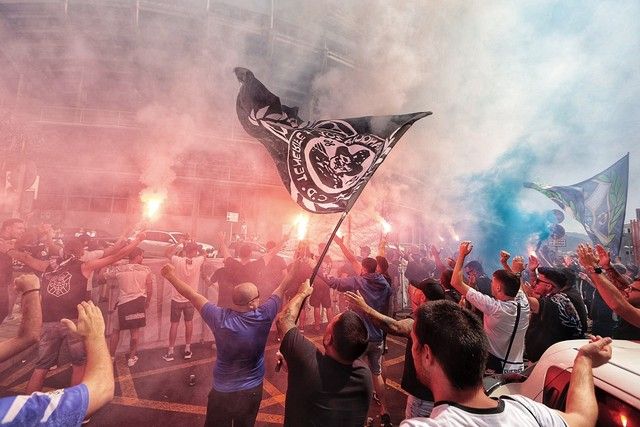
[380,218,392,234]
[140,190,165,222]
[294,214,309,241]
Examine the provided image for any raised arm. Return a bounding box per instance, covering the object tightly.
[82,231,146,276]
[61,301,114,417]
[161,263,208,312]
[333,235,362,273]
[499,250,513,273]
[595,244,631,290]
[262,234,289,266]
[430,245,446,275]
[578,244,640,327]
[345,290,413,336]
[559,336,612,427]
[276,279,313,337]
[0,275,42,363]
[4,248,50,272]
[451,241,473,296]
[215,232,231,260]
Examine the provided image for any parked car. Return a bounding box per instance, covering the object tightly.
[58,227,118,249]
[488,339,640,426]
[136,230,217,259]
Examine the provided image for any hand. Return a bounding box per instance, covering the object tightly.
[577,336,612,368]
[458,241,473,257]
[161,263,176,278]
[512,256,525,273]
[500,250,510,264]
[14,274,40,292]
[61,301,105,340]
[296,279,312,298]
[595,244,611,268]
[275,350,288,373]
[577,244,599,270]
[528,254,539,271]
[134,231,147,241]
[344,290,367,311]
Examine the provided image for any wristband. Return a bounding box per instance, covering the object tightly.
[22,288,41,296]
[591,267,603,275]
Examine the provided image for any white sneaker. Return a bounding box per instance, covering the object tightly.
[127,356,138,367]
[184,350,192,360]
[162,352,174,362]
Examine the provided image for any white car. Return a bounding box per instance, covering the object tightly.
[136,230,217,259]
[489,339,640,425]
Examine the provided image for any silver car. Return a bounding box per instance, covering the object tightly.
[136,230,217,259]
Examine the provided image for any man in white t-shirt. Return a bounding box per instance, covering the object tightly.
[451,241,529,374]
[103,247,153,367]
[401,300,612,427]
[163,242,205,361]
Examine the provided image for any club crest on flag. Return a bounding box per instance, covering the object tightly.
[234,67,431,213]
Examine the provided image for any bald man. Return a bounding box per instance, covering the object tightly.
[161,261,300,427]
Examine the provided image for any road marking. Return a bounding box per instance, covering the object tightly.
[115,356,139,399]
[385,378,409,396]
[114,356,215,382]
[111,396,205,415]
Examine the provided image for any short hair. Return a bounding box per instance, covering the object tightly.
[538,267,567,289]
[184,242,199,254]
[332,311,369,362]
[414,300,488,390]
[1,218,24,231]
[415,278,445,301]
[375,256,389,274]
[361,257,377,273]
[239,243,252,258]
[493,269,520,297]
[464,260,484,275]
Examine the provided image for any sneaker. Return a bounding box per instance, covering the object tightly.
[183,350,192,360]
[127,356,138,367]
[162,352,174,362]
[381,413,393,427]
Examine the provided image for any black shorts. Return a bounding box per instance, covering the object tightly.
[117,296,147,330]
[170,300,195,323]
[309,282,331,308]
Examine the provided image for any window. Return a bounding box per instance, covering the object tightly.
[543,366,640,426]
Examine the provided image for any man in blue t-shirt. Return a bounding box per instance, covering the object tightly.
[161,260,300,427]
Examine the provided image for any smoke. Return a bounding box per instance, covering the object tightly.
[0,0,639,253]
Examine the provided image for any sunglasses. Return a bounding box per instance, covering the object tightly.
[246,294,260,305]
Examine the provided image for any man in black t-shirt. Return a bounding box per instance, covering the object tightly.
[7,233,146,393]
[276,280,372,427]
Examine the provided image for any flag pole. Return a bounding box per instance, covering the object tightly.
[293,183,369,326]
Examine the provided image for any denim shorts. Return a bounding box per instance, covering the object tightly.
[362,340,384,375]
[36,321,86,369]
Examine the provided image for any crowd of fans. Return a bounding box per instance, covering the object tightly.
[0,215,638,426]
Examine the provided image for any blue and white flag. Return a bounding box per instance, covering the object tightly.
[524,154,629,255]
[234,67,430,214]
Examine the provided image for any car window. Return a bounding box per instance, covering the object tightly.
[543,366,640,426]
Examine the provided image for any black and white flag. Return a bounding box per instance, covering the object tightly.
[234,68,430,213]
